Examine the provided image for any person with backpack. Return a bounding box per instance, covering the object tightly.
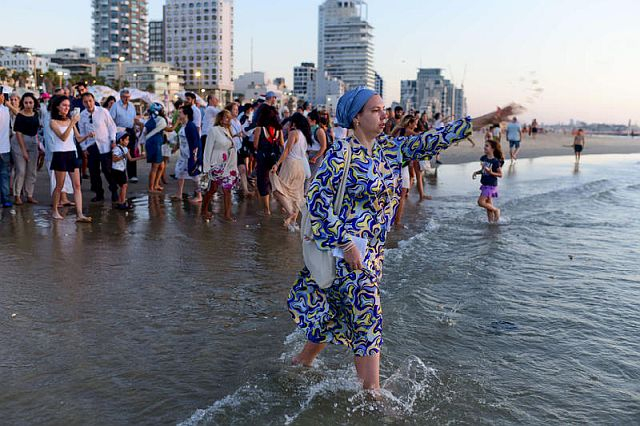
[252,105,284,215]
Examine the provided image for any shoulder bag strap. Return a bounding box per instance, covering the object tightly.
[332,140,352,216]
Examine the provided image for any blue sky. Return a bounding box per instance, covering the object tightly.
[5,1,639,124]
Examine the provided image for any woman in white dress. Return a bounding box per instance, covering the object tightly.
[201,110,238,221]
[270,112,311,229]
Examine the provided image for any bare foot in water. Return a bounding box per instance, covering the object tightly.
[494,208,501,223]
[52,213,64,220]
[291,355,312,367]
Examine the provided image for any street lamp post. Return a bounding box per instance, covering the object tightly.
[57,71,63,88]
[195,70,201,95]
[118,56,125,89]
[133,73,137,89]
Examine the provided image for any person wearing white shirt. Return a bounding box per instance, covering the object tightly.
[79,93,118,202]
[0,91,12,207]
[110,89,142,182]
[201,94,221,150]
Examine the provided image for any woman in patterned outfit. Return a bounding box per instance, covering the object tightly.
[287,87,510,389]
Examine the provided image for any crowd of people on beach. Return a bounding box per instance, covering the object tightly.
[2,81,576,392]
[0,83,523,227]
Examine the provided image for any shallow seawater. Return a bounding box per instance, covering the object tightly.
[1,154,639,425]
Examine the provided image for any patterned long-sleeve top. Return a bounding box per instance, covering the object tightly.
[307,117,472,279]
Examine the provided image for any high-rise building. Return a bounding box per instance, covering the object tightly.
[317,0,375,95]
[92,0,149,62]
[148,20,164,62]
[164,0,234,100]
[293,62,316,100]
[401,68,466,118]
[374,72,383,99]
[400,79,417,111]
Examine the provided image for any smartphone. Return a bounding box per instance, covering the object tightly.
[72,107,81,117]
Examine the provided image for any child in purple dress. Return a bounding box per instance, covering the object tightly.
[473,139,504,223]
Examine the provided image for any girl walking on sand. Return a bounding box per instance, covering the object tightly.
[472,139,504,223]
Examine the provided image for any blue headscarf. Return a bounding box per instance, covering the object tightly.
[335,86,377,128]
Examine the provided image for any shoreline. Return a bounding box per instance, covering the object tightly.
[7,132,640,212]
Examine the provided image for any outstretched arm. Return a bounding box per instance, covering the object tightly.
[398,117,473,161]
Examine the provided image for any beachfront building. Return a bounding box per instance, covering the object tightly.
[92,0,149,62]
[164,0,234,101]
[45,48,97,78]
[98,61,185,99]
[400,79,417,111]
[233,71,281,103]
[148,20,164,62]
[317,0,375,101]
[316,71,346,113]
[374,71,383,100]
[0,46,51,89]
[401,68,467,118]
[0,46,50,74]
[293,62,316,100]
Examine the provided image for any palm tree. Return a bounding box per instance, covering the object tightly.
[17,71,30,88]
[0,68,8,84]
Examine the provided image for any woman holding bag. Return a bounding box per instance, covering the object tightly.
[201,109,238,221]
[270,112,311,230]
[287,86,514,390]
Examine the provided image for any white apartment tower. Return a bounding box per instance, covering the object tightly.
[317,0,375,92]
[164,0,234,99]
[92,0,149,62]
[293,62,316,100]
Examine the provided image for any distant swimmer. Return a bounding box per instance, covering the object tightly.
[472,139,504,223]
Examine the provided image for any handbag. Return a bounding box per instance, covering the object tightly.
[300,141,352,289]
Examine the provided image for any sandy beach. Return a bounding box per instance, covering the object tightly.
[438,132,640,165]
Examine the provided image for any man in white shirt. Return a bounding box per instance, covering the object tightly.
[80,92,118,202]
[110,89,142,182]
[506,117,523,162]
[184,92,202,135]
[0,90,12,207]
[201,94,220,150]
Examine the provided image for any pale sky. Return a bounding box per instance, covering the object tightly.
[4,1,639,124]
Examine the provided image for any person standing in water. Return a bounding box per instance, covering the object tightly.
[573,128,585,162]
[506,116,522,162]
[287,87,508,390]
[472,139,504,223]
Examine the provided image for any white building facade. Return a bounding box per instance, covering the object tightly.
[0,47,50,74]
[317,0,374,101]
[164,0,234,100]
[92,0,149,62]
[293,62,316,100]
[98,62,185,99]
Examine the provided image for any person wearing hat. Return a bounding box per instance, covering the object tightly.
[143,102,171,193]
[286,86,514,390]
